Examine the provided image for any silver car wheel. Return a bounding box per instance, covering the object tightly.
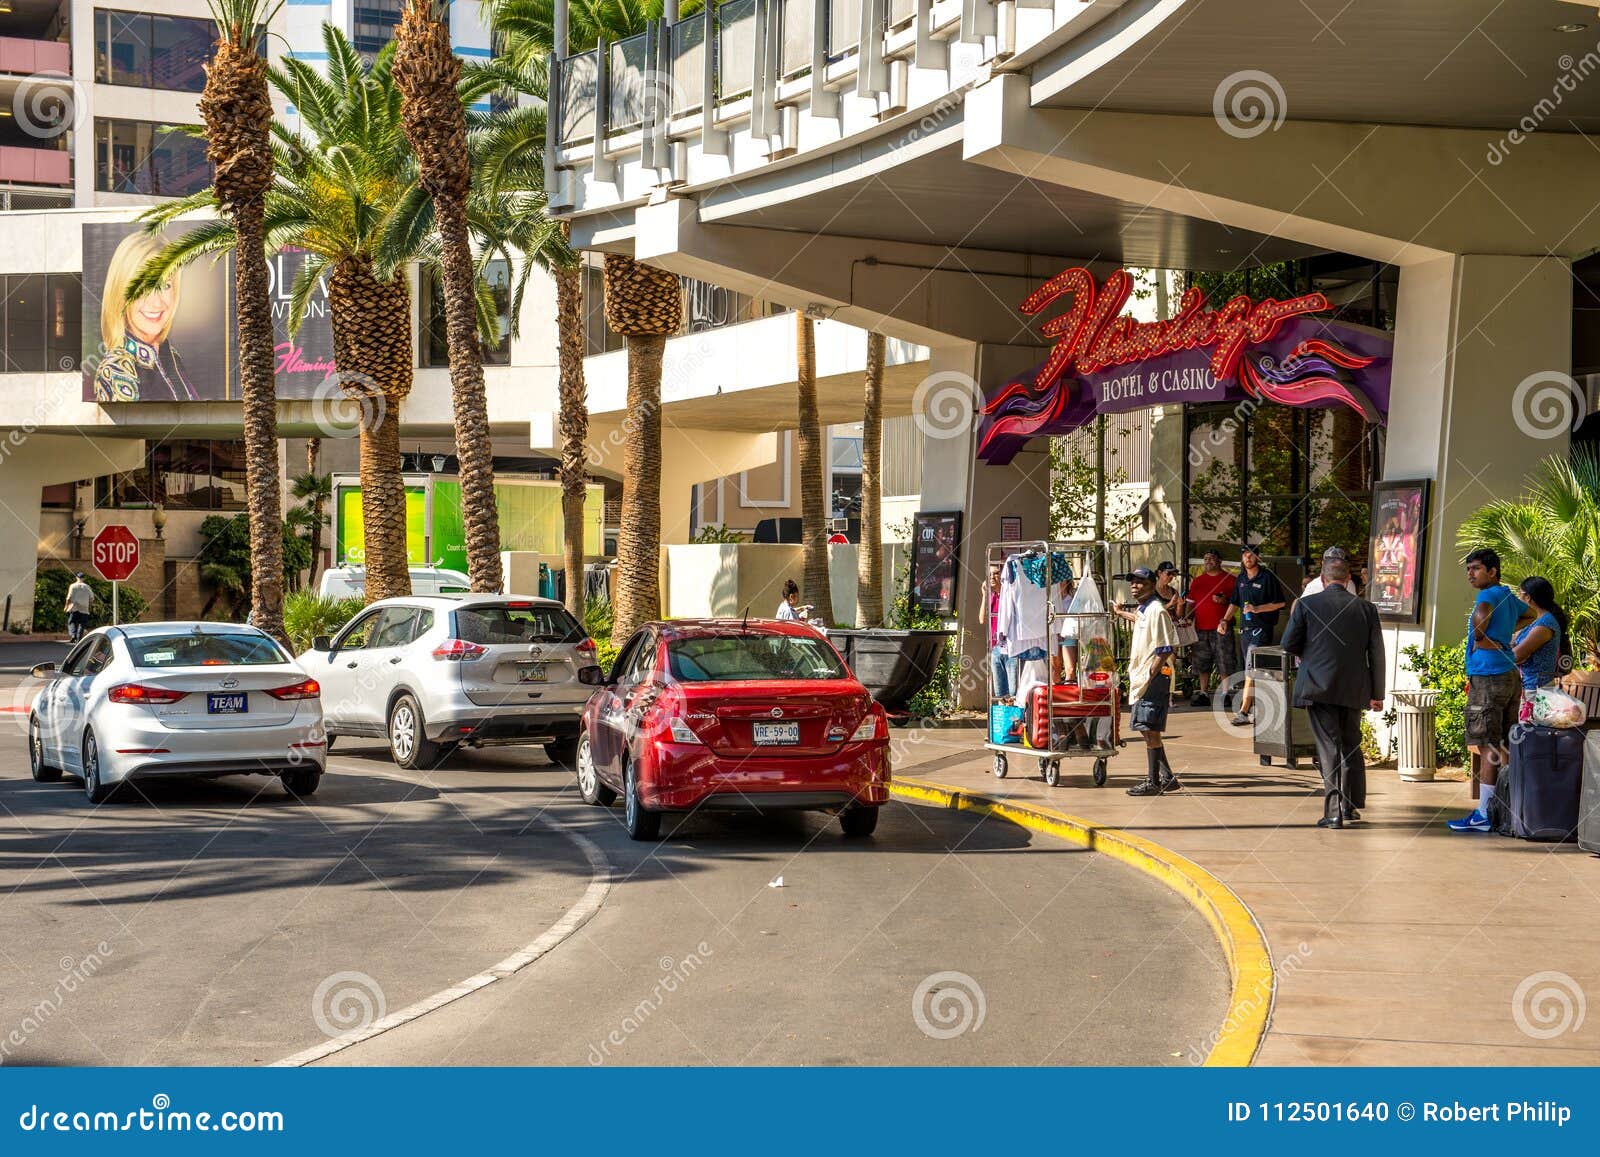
[83,736,99,798]
[624,760,637,828]
[576,736,598,798]
[390,702,416,761]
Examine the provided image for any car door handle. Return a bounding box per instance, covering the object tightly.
[346,661,358,669]
[389,656,402,664]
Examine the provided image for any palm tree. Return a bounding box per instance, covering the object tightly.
[796,312,832,626]
[1458,447,1600,662]
[394,0,503,595]
[481,0,700,639]
[856,331,885,627]
[290,457,332,586]
[555,237,589,620]
[199,0,286,642]
[135,30,537,604]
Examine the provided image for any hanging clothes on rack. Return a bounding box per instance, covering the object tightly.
[999,549,1072,692]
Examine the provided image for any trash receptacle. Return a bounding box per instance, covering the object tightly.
[1394,689,1440,781]
[1249,646,1316,769]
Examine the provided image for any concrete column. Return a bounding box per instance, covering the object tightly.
[1381,253,1572,690]
[916,342,1051,709]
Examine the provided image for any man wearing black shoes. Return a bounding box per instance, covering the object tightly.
[1118,567,1181,797]
[1281,548,1385,828]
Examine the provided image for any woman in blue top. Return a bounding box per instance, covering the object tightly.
[1511,576,1569,718]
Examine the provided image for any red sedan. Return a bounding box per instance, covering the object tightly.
[573,619,891,840]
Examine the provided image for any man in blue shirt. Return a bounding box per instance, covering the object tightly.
[1448,548,1530,833]
[1225,544,1288,726]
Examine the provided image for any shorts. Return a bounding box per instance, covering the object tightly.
[1239,623,1273,673]
[1190,629,1237,679]
[1465,671,1521,749]
[1131,674,1171,733]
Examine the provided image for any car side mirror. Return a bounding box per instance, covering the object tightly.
[311,635,332,653]
[577,664,611,687]
[29,662,57,679]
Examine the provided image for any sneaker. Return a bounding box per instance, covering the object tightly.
[1230,712,1253,727]
[1189,692,1210,708]
[1159,775,1183,794]
[1446,810,1491,833]
[1126,780,1164,797]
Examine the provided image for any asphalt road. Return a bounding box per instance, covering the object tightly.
[0,699,1228,1067]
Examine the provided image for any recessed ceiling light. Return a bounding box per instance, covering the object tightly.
[1555,22,1588,32]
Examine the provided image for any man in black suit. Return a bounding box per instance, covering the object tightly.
[1281,547,1386,829]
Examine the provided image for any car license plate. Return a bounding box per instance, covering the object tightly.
[753,721,799,745]
[516,663,547,683]
[207,693,247,714]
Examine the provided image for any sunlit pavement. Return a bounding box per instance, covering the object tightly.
[887,709,1600,1065]
[0,684,1225,1066]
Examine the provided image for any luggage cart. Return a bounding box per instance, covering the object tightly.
[983,540,1124,787]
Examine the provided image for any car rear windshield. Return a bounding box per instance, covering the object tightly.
[454,604,584,645]
[667,634,848,682]
[128,633,287,668]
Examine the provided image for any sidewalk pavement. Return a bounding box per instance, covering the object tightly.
[892,705,1600,1065]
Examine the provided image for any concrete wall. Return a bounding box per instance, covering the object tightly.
[666,542,901,624]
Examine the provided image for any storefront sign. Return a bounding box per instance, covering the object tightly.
[82,222,336,403]
[977,267,1393,465]
[1368,480,1429,623]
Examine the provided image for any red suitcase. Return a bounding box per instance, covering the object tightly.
[1023,681,1111,748]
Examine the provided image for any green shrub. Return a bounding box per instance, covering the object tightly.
[1400,641,1468,766]
[33,568,147,633]
[283,591,365,653]
[583,596,620,672]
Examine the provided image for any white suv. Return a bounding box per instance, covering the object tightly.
[298,595,595,769]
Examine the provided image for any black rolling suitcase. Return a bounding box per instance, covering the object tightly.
[1580,732,1600,853]
[1491,724,1584,842]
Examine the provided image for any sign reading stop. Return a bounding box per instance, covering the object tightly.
[92,525,140,583]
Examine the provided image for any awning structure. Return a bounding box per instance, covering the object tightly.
[975,272,1395,466]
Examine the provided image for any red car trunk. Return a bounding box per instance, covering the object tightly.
[683,682,871,757]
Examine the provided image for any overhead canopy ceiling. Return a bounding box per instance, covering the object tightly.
[705,144,1320,272]
[1040,0,1600,131]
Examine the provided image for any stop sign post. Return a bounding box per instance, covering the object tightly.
[91,525,139,624]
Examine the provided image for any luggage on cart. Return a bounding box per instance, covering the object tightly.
[1023,682,1111,748]
[1580,732,1600,853]
[988,703,1024,745]
[1490,723,1584,842]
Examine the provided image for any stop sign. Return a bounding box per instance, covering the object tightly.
[91,525,139,583]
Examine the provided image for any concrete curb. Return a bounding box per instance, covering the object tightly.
[891,776,1274,1067]
[271,821,613,1068]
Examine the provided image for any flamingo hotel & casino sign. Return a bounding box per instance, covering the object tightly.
[976,267,1395,465]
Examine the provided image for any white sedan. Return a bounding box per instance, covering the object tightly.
[27,622,326,804]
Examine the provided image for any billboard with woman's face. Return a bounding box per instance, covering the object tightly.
[82,222,335,402]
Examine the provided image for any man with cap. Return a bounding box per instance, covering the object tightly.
[1302,546,1358,597]
[1116,567,1181,796]
[63,572,94,643]
[1225,544,1288,726]
[1281,549,1385,828]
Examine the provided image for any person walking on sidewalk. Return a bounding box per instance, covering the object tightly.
[1281,551,1385,829]
[1226,544,1288,726]
[1119,567,1181,797]
[1188,549,1237,708]
[63,573,94,642]
[1447,548,1527,833]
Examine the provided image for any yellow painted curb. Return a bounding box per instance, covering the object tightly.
[891,776,1274,1067]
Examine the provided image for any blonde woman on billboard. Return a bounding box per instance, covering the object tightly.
[93,231,197,402]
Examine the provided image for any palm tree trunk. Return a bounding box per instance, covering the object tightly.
[394,1,502,594]
[306,437,325,583]
[612,333,663,643]
[235,199,286,643]
[359,404,410,602]
[554,252,589,619]
[857,331,885,627]
[796,313,831,626]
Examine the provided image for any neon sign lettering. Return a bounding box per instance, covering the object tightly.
[1017,267,1332,393]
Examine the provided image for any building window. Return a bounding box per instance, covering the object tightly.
[94,118,210,197]
[420,259,512,367]
[95,439,247,510]
[352,0,405,56]
[93,11,257,93]
[1184,403,1383,592]
[0,273,81,373]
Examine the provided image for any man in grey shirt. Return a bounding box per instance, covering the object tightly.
[63,573,94,642]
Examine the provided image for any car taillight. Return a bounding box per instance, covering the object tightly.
[108,684,188,704]
[850,713,883,742]
[667,718,703,744]
[432,638,488,661]
[575,637,596,660]
[266,679,320,700]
